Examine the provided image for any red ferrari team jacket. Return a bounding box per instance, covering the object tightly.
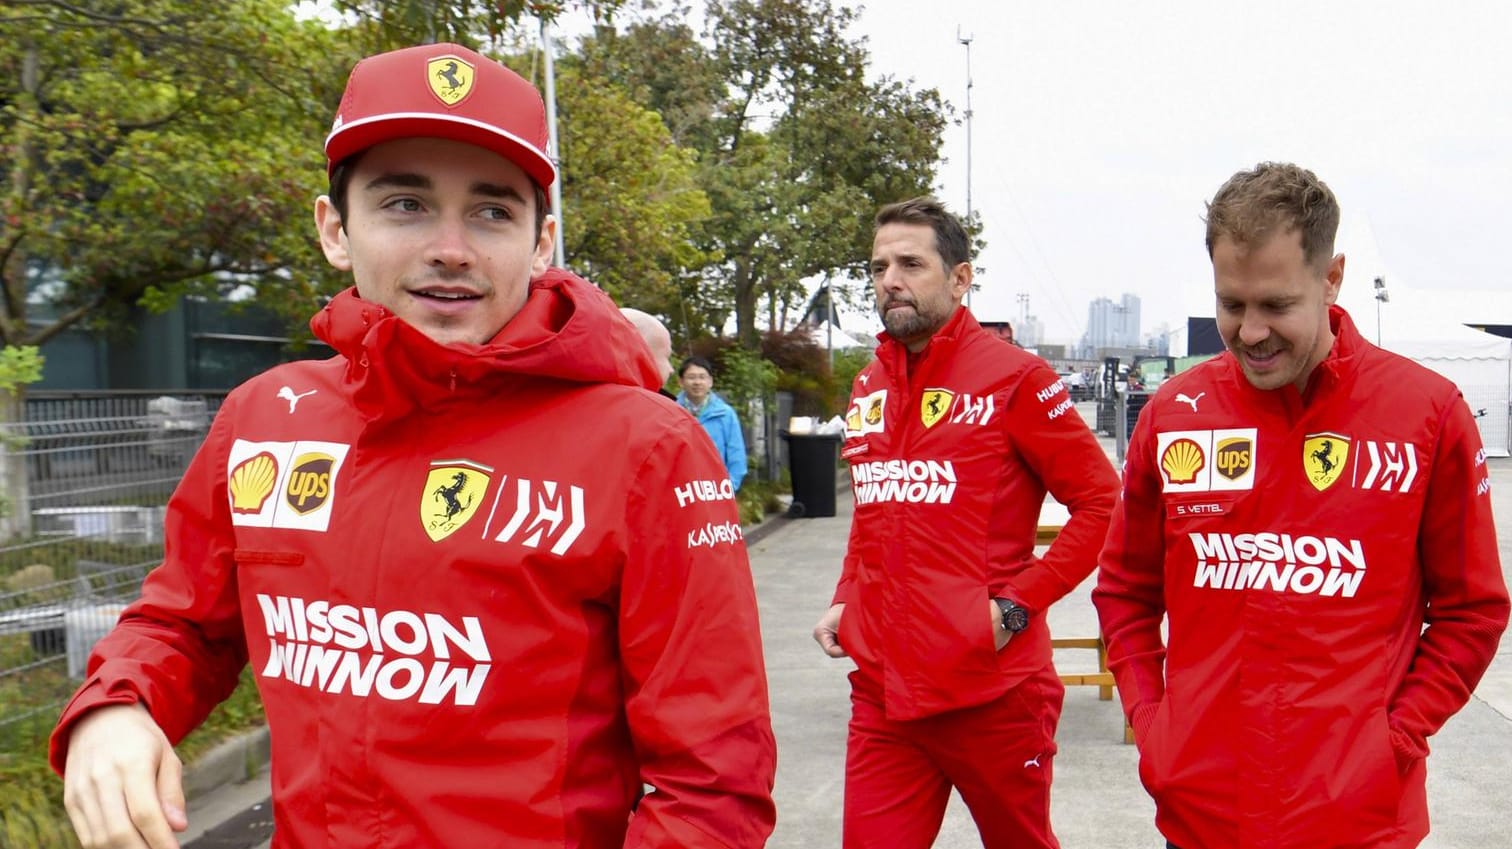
[1094,307,1509,849]
[51,271,777,848]
[833,307,1119,720]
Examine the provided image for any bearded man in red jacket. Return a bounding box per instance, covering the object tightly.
[51,43,776,849]
[1094,162,1509,849]
[812,197,1119,848]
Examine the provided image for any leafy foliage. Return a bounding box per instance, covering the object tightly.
[331,0,626,52]
[548,64,716,321]
[581,0,949,349]
[0,1,357,346]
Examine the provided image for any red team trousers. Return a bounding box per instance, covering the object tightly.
[843,663,1065,849]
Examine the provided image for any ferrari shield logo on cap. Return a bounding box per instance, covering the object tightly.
[920,388,954,429]
[1303,432,1350,491]
[426,55,475,107]
[423,460,493,541]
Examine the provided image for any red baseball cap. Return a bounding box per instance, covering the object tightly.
[324,42,557,190]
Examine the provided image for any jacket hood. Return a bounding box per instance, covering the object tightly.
[310,267,660,419]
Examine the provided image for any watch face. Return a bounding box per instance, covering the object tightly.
[1004,606,1029,633]
[996,598,1029,633]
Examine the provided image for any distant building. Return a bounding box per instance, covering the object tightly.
[1081,293,1141,353]
[1018,315,1044,347]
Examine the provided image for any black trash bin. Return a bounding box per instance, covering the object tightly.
[782,431,843,518]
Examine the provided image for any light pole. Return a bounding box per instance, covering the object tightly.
[1373,276,1389,345]
[540,16,565,270]
[957,27,974,308]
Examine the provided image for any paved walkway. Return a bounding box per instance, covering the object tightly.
[185,438,1512,848]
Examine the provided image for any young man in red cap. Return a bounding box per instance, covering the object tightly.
[813,197,1119,848]
[51,43,776,849]
[1094,162,1509,849]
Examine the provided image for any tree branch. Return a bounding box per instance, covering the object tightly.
[20,291,104,348]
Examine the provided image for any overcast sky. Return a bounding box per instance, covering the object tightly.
[836,0,1512,345]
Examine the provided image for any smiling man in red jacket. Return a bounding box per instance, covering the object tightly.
[812,197,1118,848]
[1094,162,1510,849]
[51,43,776,849]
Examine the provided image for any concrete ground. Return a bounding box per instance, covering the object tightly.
[183,406,1512,848]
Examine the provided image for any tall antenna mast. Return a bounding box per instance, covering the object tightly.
[958,27,975,308]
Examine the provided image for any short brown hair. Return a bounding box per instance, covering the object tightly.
[1204,162,1339,269]
[875,196,971,270]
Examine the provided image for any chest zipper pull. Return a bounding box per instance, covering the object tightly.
[449,369,458,393]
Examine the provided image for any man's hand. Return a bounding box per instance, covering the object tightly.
[990,598,1013,652]
[813,603,847,658]
[63,703,188,849]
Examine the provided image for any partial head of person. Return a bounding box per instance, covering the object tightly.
[678,356,716,404]
[315,42,558,348]
[621,307,674,384]
[870,196,973,352]
[1205,162,1345,393]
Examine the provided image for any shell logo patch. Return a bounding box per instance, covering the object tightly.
[921,388,955,429]
[427,54,475,107]
[1156,429,1258,493]
[1161,438,1206,484]
[229,452,279,514]
[228,440,350,532]
[1303,433,1350,491]
[423,461,493,542]
[844,389,888,437]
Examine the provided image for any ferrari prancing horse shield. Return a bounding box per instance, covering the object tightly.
[1302,433,1350,491]
[423,462,492,541]
[920,389,955,429]
[426,55,475,107]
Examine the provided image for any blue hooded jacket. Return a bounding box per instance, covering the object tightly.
[677,391,747,490]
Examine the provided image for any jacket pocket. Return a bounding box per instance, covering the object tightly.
[1135,696,1171,797]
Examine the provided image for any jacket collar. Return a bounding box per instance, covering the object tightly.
[874,305,978,380]
[310,268,660,422]
[1223,304,1367,404]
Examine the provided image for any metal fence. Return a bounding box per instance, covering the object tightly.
[0,391,224,751]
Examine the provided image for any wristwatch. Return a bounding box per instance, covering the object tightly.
[993,598,1029,634]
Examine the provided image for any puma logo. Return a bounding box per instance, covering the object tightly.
[277,386,317,414]
[1175,392,1205,412]
[1024,755,1042,769]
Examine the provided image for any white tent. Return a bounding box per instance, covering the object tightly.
[1330,218,1510,456]
[800,320,877,351]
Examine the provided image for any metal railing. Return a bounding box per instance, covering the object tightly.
[0,391,224,751]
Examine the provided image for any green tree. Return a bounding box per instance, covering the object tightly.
[549,64,716,321]
[581,0,949,349]
[331,0,626,51]
[0,0,348,348]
